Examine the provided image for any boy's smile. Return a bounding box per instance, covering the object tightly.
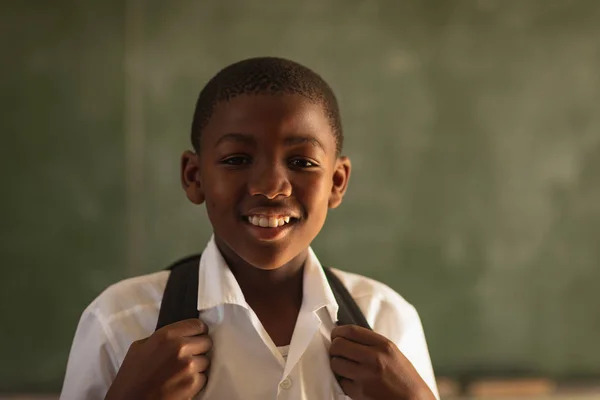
[181,93,350,271]
[242,207,299,242]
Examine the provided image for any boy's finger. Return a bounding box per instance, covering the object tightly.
[338,378,360,399]
[160,318,209,338]
[331,324,386,347]
[171,371,207,398]
[181,334,213,356]
[190,355,211,373]
[330,356,360,380]
[329,336,370,363]
[132,337,149,346]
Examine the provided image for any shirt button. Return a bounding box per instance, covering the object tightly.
[280,377,292,390]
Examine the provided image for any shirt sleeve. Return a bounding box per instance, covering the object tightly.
[397,305,440,400]
[373,299,440,400]
[60,307,119,400]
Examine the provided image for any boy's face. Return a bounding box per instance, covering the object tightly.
[181,93,351,270]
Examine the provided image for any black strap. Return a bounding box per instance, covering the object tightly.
[156,254,372,331]
[322,267,371,329]
[156,255,201,330]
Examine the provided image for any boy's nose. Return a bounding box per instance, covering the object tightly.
[248,162,292,199]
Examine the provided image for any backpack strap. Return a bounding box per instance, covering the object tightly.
[156,254,372,331]
[155,254,201,331]
[323,267,372,330]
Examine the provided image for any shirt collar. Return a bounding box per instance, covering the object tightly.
[197,236,248,311]
[196,236,339,323]
[301,247,339,323]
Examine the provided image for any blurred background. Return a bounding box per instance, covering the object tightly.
[1,0,600,399]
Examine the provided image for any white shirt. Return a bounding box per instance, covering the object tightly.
[60,237,439,400]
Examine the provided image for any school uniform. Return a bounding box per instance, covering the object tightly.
[60,236,439,400]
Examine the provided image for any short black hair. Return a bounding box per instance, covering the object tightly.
[191,57,343,154]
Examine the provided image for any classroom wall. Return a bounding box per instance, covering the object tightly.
[1,0,600,393]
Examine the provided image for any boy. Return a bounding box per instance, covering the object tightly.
[60,57,439,400]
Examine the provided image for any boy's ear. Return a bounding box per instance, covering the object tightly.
[181,151,205,205]
[328,156,351,209]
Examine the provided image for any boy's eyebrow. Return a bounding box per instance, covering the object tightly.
[283,136,325,152]
[215,133,256,147]
[215,133,325,152]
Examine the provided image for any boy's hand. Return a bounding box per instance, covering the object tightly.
[330,325,435,400]
[105,318,212,400]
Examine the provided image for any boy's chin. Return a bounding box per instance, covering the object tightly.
[214,231,313,271]
[238,244,308,271]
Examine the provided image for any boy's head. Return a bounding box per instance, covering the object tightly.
[181,57,351,270]
[190,57,344,156]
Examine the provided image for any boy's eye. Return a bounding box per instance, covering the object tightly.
[221,156,251,166]
[289,158,316,168]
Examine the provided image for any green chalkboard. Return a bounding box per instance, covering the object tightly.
[2,0,600,392]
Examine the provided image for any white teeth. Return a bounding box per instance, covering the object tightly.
[247,215,293,228]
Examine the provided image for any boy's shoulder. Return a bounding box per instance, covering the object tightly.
[328,268,416,313]
[85,270,170,325]
[329,269,423,339]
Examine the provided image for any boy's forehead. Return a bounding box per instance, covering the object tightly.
[202,93,336,150]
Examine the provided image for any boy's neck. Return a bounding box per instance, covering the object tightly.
[214,237,307,300]
[214,238,305,346]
